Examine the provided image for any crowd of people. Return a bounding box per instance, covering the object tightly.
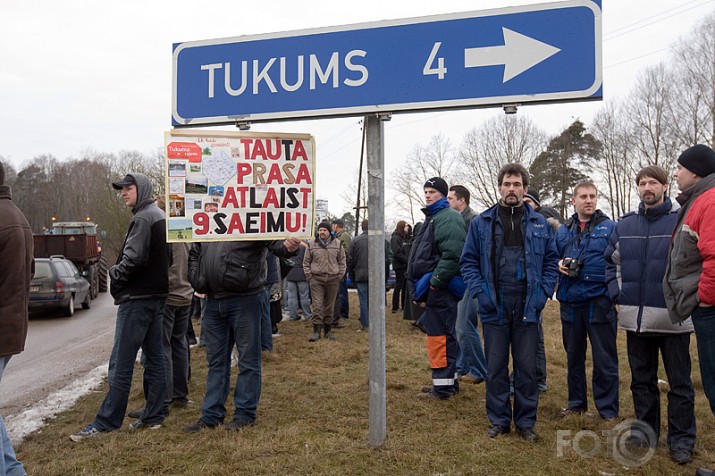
[4,143,715,474]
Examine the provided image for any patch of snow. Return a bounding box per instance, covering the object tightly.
[5,364,108,443]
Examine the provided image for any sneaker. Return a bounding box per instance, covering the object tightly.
[272,332,282,337]
[332,320,346,328]
[225,418,255,431]
[70,424,103,442]
[127,407,145,419]
[128,420,162,430]
[183,419,220,432]
[187,337,198,346]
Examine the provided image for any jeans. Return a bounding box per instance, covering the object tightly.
[200,290,267,425]
[333,277,349,319]
[692,306,715,416]
[561,297,619,419]
[0,356,26,476]
[356,282,369,329]
[162,303,190,403]
[455,295,487,380]
[95,298,166,430]
[286,280,311,320]
[626,331,695,450]
[392,268,406,311]
[260,287,273,351]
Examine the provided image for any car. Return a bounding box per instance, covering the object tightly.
[29,256,91,317]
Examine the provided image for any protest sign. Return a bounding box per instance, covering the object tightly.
[165,129,315,242]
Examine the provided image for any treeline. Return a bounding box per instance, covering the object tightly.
[1,150,164,260]
[391,11,715,221]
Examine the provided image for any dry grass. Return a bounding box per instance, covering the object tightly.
[16,295,715,475]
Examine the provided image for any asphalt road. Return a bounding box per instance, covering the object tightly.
[0,292,116,418]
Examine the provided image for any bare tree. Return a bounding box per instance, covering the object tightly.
[591,101,638,218]
[626,63,680,176]
[389,133,458,221]
[670,12,715,148]
[456,114,547,209]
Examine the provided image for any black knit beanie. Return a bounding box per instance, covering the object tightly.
[677,144,715,178]
[424,177,449,198]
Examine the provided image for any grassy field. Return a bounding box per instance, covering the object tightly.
[16,295,715,475]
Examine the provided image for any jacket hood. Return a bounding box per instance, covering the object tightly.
[128,173,154,214]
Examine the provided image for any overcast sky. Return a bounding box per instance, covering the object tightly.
[1,0,713,217]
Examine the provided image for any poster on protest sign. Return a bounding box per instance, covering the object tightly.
[164,130,315,242]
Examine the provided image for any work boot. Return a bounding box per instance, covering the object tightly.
[323,324,335,340]
[308,325,321,342]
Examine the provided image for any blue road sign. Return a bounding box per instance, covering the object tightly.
[172,0,601,126]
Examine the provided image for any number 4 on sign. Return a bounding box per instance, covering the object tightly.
[423,42,447,79]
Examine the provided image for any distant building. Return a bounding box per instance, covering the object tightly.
[316,198,329,223]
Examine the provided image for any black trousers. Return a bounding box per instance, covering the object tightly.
[626,331,696,450]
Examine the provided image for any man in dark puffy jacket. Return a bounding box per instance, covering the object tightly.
[605,165,695,465]
[409,177,466,400]
[460,164,558,442]
[556,181,618,421]
[72,173,170,441]
[0,161,33,473]
[184,236,299,432]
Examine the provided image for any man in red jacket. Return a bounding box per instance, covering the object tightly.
[663,144,715,476]
[0,161,33,476]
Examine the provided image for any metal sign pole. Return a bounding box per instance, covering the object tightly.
[366,113,388,447]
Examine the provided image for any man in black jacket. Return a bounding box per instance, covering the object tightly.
[185,237,299,431]
[348,219,388,331]
[72,173,170,441]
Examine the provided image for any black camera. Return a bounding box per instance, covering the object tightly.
[562,257,583,279]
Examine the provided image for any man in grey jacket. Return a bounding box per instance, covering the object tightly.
[72,173,170,441]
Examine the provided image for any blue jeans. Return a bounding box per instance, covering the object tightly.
[94,298,166,430]
[455,295,487,380]
[692,306,715,416]
[356,282,369,329]
[0,356,26,476]
[200,290,267,425]
[334,277,349,319]
[260,287,273,351]
[286,280,311,320]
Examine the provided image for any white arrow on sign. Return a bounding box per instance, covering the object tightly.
[464,27,561,83]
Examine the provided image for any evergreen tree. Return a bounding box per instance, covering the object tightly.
[529,120,601,218]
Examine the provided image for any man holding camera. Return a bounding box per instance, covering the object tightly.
[555,181,618,420]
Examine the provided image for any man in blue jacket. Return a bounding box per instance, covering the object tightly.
[605,165,695,465]
[556,181,618,420]
[460,164,558,442]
